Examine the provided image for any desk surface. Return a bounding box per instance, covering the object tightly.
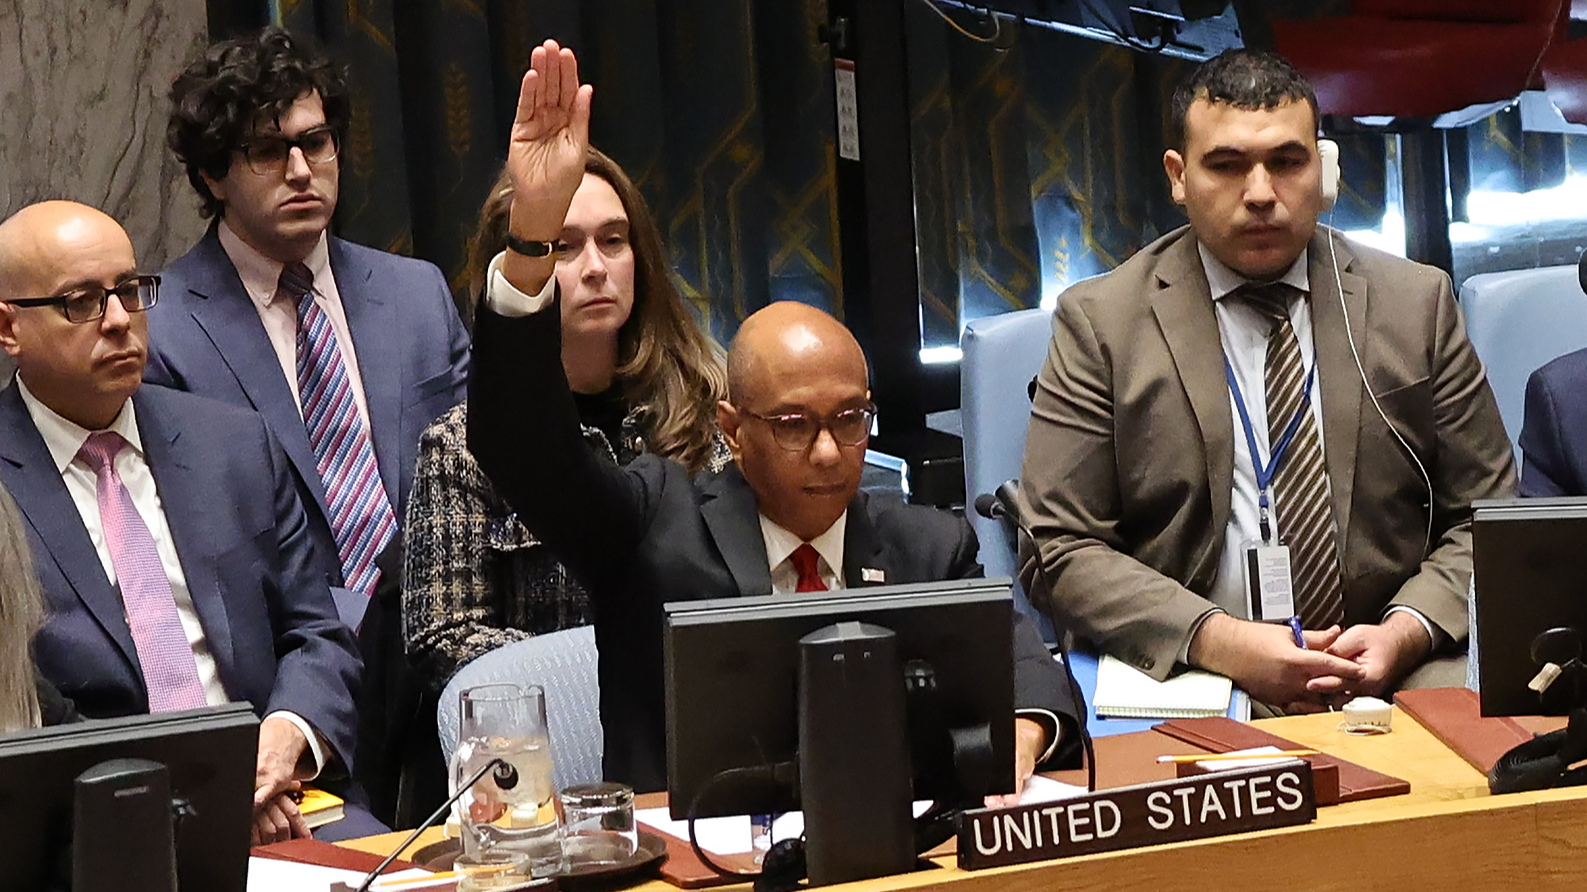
[344,708,1587,892]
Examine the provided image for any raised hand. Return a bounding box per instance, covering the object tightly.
[506,39,594,243]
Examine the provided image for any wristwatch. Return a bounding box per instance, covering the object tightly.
[505,233,561,258]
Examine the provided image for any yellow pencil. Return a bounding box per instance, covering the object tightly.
[1156,749,1318,764]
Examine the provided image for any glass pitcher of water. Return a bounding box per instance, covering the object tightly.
[452,683,563,877]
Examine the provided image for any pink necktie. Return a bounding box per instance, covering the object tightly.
[78,431,208,712]
[280,263,396,596]
[790,544,828,593]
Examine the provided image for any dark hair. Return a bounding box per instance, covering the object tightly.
[462,149,728,474]
[1169,49,1318,150]
[167,26,351,219]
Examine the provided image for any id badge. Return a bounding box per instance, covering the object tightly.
[1245,543,1296,622]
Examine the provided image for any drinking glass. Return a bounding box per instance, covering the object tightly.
[559,782,636,865]
[452,683,563,877]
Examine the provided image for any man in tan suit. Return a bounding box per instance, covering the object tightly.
[1019,49,1515,712]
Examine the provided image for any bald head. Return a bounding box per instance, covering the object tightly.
[0,201,146,431]
[727,301,868,406]
[719,302,872,542]
[0,202,134,299]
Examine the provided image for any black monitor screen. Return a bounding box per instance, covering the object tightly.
[663,577,1013,820]
[1474,497,1587,716]
[0,703,257,890]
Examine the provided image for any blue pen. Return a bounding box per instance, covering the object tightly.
[1287,616,1306,649]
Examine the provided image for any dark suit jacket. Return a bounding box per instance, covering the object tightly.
[144,226,471,571]
[1020,226,1517,680]
[0,384,362,769]
[1520,347,1587,497]
[466,303,1080,793]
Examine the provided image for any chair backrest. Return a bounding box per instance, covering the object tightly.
[959,307,1057,634]
[1459,263,1587,461]
[437,625,602,792]
[1355,0,1561,25]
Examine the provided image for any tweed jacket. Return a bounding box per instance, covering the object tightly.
[402,400,730,690]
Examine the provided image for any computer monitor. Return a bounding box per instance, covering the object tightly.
[0,702,258,891]
[1473,497,1587,716]
[664,577,1014,814]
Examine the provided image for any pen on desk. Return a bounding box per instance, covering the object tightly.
[1156,750,1318,764]
[1287,615,1306,648]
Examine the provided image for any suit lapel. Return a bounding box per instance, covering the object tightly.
[0,388,140,670]
[840,492,888,588]
[133,392,237,678]
[1307,230,1367,544]
[180,231,331,514]
[698,466,775,597]
[330,238,402,503]
[1150,235,1234,531]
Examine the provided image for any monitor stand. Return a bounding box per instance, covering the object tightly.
[73,758,178,892]
[797,621,916,886]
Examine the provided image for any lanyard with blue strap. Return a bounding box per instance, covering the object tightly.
[1223,353,1316,546]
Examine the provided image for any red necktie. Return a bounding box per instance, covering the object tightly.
[789,543,828,592]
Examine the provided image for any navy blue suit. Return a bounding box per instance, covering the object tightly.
[1520,347,1587,497]
[0,385,360,757]
[144,226,470,572]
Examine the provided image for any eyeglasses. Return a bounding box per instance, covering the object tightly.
[239,125,339,174]
[553,230,632,262]
[738,403,876,451]
[3,275,160,324]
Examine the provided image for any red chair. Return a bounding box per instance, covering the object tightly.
[1271,0,1568,119]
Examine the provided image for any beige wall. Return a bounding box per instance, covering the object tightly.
[0,0,209,388]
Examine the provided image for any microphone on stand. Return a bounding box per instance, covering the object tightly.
[974,479,1098,793]
[339,758,525,892]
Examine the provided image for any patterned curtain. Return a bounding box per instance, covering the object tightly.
[243,0,842,343]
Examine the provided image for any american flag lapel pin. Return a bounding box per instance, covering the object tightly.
[861,568,885,583]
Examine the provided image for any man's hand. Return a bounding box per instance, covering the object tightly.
[1188,613,1366,712]
[984,717,1048,809]
[255,715,311,813]
[501,39,594,296]
[1321,612,1432,698]
[251,792,310,846]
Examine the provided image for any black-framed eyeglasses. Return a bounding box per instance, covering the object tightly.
[738,403,876,451]
[239,125,339,174]
[3,275,159,324]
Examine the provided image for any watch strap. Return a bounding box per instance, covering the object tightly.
[505,233,559,258]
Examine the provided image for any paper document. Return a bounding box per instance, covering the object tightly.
[1092,654,1233,719]
[637,801,934,856]
[246,857,441,892]
[1016,773,1089,805]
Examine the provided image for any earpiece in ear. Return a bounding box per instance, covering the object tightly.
[1318,138,1341,211]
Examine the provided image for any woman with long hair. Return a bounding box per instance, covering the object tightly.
[404,147,730,689]
[0,481,74,731]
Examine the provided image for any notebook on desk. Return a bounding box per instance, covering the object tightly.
[1092,655,1234,719]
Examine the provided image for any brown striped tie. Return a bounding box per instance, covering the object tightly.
[1240,283,1345,629]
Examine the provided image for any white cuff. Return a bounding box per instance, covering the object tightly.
[485,251,558,316]
[265,710,326,780]
[1015,707,1063,765]
[1384,605,1440,648]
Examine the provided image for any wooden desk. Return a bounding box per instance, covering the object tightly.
[344,709,1587,891]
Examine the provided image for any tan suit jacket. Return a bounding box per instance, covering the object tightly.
[1019,225,1516,681]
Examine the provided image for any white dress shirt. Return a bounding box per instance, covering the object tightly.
[17,379,325,773]
[217,219,373,429]
[763,513,847,593]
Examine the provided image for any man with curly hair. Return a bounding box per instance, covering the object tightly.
[147,27,468,607]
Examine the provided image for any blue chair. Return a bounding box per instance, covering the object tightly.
[959,307,1056,636]
[1460,263,1587,462]
[437,626,603,792]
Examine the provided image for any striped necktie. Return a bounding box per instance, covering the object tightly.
[280,263,396,597]
[1239,282,1346,630]
[78,432,209,712]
